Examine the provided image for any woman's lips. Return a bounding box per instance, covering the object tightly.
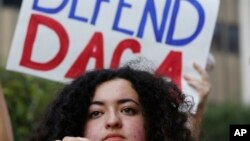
[103,134,125,141]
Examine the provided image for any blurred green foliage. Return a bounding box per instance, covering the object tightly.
[201,103,250,141]
[0,67,63,141]
[0,67,250,141]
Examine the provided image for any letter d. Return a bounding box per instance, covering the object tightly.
[20,14,69,71]
[166,0,205,46]
[33,0,69,14]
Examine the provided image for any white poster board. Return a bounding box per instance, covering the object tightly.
[7,0,220,111]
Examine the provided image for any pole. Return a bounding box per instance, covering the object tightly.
[239,0,250,106]
[0,0,3,65]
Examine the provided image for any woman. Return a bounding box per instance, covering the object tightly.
[30,67,193,141]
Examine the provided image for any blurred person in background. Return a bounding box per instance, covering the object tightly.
[0,82,14,141]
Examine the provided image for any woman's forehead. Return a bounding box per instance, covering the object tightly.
[92,78,139,102]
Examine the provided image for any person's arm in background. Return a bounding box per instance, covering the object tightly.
[184,63,211,141]
[0,82,14,141]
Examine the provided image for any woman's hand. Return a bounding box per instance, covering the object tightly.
[184,62,211,107]
[183,62,211,141]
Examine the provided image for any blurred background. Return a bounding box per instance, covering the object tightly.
[0,0,250,141]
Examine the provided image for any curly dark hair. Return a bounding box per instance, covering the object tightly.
[30,67,193,141]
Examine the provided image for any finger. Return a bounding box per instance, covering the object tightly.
[183,73,201,90]
[193,62,209,81]
[76,137,91,141]
[183,73,192,81]
[185,79,201,91]
[184,73,202,85]
[193,63,208,78]
[62,136,72,141]
[61,137,82,141]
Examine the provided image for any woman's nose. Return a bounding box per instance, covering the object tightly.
[105,111,122,129]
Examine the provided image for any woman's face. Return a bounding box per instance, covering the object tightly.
[84,78,146,141]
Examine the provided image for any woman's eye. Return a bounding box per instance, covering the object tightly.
[89,111,103,119]
[121,108,137,115]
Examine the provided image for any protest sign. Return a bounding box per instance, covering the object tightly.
[7,0,220,110]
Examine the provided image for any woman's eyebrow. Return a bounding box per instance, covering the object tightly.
[118,99,140,105]
[90,99,140,106]
[90,101,104,106]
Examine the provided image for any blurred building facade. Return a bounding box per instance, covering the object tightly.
[209,0,241,103]
[0,0,248,104]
